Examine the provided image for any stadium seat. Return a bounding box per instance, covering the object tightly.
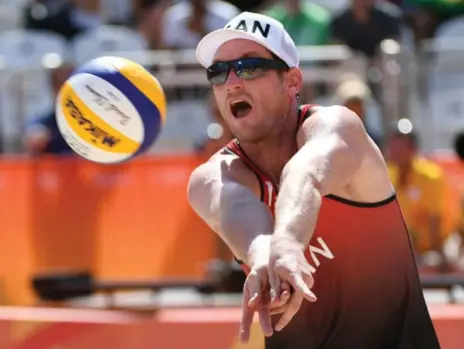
[0,4,22,34]
[100,0,132,23]
[0,30,67,148]
[70,25,148,66]
[423,17,464,151]
[436,16,464,39]
[0,0,28,5]
[0,29,69,67]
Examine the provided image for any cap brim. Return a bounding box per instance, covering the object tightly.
[196,28,277,68]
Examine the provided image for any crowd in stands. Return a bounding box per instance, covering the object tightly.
[1,0,464,276]
[20,0,464,51]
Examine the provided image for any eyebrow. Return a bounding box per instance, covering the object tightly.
[212,51,268,64]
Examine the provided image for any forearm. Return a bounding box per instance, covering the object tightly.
[215,182,274,266]
[218,218,272,266]
[188,162,275,268]
[273,154,324,248]
[271,112,362,246]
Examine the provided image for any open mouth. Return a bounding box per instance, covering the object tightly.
[229,100,252,119]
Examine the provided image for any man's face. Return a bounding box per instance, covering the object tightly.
[211,39,298,143]
[190,0,206,9]
[353,0,375,7]
[344,98,365,121]
[387,136,416,167]
[52,65,74,95]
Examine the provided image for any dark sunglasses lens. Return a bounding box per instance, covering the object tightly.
[235,58,265,79]
[207,63,229,85]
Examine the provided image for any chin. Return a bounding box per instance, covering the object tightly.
[234,131,267,144]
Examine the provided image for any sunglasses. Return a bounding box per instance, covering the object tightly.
[206,57,288,85]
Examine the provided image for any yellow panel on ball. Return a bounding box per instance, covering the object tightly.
[111,57,167,124]
[59,81,141,154]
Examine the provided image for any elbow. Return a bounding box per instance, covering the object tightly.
[186,165,209,215]
[186,172,199,209]
[281,159,326,196]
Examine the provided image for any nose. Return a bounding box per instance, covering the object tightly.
[224,69,243,93]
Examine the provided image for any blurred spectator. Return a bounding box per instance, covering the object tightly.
[24,0,103,41]
[161,0,240,49]
[334,74,382,147]
[264,0,331,45]
[402,0,464,43]
[134,0,169,49]
[330,0,402,58]
[454,132,464,267]
[227,0,267,12]
[386,131,450,271]
[24,63,75,155]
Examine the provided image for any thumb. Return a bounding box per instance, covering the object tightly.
[240,276,260,343]
[247,275,262,308]
[292,274,317,302]
[271,281,291,308]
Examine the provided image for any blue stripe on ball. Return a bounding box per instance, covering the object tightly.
[75,62,161,156]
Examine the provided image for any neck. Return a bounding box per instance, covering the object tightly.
[397,162,412,186]
[238,105,300,185]
[287,1,301,16]
[353,4,371,23]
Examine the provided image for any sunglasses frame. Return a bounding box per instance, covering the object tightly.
[206,57,289,85]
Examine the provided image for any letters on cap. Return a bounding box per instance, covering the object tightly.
[226,20,271,39]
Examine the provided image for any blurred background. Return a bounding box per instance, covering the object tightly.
[0,0,464,347]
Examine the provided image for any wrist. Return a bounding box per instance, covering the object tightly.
[247,234,272,267]
[272,232,307,251]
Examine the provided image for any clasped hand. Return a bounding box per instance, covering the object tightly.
[239,236,317,343]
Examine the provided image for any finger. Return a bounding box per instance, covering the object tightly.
[240,287,253,343]
[248,293,262,308]
[302,270,315,289]
[291,274,317,303]
[268,269,281,304]
[275,292,304,331]
[240,279,259,343]
[258,298,273,337]
[270,305,287,315]
[271,283,291,308]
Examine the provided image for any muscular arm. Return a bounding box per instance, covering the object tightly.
[273,106,367,247]
[187,160,274,266]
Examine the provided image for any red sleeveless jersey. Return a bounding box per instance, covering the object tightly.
[223,105,440,349]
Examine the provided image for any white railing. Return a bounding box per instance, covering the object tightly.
[0,43,403,154]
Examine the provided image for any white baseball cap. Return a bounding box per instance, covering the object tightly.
[196,12,299,69]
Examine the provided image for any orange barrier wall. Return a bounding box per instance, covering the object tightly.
[0,305,462,349]
[0,155,215,305]
[0,153,462,305]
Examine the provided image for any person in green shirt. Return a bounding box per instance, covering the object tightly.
[407,0,464,16]
[264,0,331,45]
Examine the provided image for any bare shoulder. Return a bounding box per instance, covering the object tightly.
[298,105,394,202]
[298,105,367,143]
[188,151,257,191]
[187,150,261,211]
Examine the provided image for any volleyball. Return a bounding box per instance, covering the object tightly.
[55,56,167,164]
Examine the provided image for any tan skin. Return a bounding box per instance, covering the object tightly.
[188,39,394,342]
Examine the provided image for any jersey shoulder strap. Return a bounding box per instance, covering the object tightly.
[297,104,317,128]
[222,139,273,205]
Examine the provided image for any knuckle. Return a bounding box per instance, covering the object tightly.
[274,261,289,274]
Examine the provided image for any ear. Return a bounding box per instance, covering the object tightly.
[285,68,303,98]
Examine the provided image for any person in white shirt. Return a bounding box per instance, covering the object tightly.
[162,0,240,49]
